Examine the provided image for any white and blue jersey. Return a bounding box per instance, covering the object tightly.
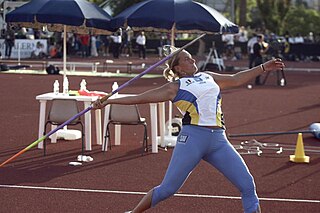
[173,72,225,128]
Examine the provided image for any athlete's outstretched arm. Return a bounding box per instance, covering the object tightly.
[207,58,285,89]
[92,81,179,109]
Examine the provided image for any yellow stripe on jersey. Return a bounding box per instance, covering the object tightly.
[216,98,223,127]
[174,100,199,125]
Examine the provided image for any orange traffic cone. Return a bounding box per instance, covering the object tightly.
[290,133,310,163]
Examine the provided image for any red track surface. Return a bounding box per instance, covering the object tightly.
[0,55,319,212]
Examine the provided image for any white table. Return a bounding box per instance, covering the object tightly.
[102,94,166,153]
[36,92,102,151]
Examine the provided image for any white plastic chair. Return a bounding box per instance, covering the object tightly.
[43,99,84,156]
[104,104,148,155]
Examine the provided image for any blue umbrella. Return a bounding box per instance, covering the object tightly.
[6,0,114,34]
[111,0,238,44]
[6,0,115,79]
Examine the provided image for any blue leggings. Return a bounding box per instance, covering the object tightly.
[151,125,259,213]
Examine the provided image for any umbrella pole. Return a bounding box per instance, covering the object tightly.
[171,24,175,46]
[63,25,67,80]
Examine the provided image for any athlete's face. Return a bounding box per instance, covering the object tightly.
[175,51,198,75]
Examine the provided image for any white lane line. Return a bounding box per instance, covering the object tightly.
[0,184,319,204]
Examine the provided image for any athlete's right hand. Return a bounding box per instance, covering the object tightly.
[92,94,112,110]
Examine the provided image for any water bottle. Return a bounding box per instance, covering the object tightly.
[63,77,69,95]
[53,80,59,95]
[80,79,87,91]
[112,82,119,96]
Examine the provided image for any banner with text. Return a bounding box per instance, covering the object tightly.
[0,39,48,59]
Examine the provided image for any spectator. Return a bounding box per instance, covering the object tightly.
[79,34,90,57]
[110,29,122,59]
[307,32,314,43]
[314,33,320,44]
[236,26,248,57]
[253,34,269,85]
[267,33,282,58]
[158,33,169,57]
[91,35,98,57]
[72,34,82,55]
[31,41,47,59]
[136,31,146,59]
[99,35,110,56]
[16,27,27,39]
[247,33,257,68]
[49,43,62,58]
[283,37,291,61]
[122,27,133,57]
[294,33,305,61]
[294,33,304,44]
[221,33,235,60]
[4,25,15,59]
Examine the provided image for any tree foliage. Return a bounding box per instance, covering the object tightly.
[283,5,320,36]
[108,0,143,16]
[256,0,291,34]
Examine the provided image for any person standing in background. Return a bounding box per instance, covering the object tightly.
[122,27,133,57]
[253,34,269,85]
[222,33,235,60]
[110,29,122,59]
[79,34,90,57]
[91,35,98,57]
[99,35,110,56]
[136,31,146,59]
[247,33,257,69]
[236,26,248,58]
[4,25,15,59]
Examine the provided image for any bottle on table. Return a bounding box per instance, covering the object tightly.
[53,80,59,95]
[112,82,119,96]
[80,79,87,91]
[63,77,69,95]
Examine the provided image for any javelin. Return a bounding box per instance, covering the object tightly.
[0,33,206,168]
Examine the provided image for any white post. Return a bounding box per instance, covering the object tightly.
[159,102,166,148]
[168,101,172,136]
[63,25,67,80]
[17,42,21,65]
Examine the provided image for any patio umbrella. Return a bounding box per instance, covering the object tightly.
[111,0,239,44]
[6,0,115,81]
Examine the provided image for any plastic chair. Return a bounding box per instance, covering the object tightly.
[43,99,85,156]
[104,104,148,154]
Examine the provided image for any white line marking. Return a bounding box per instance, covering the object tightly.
[0,184,319,203]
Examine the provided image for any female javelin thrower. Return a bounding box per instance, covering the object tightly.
[93,47,285,213]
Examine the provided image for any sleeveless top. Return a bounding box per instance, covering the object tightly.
[172,72,225,129]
